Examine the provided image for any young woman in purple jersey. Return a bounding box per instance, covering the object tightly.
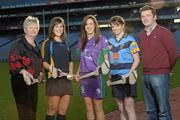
[75,15,109,120]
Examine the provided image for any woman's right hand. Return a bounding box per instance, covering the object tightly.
[106,80,111,87]
[75,73,80,82]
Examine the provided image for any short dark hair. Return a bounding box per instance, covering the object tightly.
[109,16,126,33]
[139,5,156,16]
[109,15,125,26]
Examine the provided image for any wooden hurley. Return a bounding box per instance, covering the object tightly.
[109,70,137,85]
[79,66,100,80]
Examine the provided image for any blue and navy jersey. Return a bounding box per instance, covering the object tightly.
[108,34,139,76]
[41,39,71,74]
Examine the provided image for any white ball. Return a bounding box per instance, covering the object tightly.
[67,74,72,79]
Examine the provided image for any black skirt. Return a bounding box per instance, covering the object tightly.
[46,77,73,96]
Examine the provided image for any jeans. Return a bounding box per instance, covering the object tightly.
[142,74,172,120]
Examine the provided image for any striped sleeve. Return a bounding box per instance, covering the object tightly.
[130,41,140,54]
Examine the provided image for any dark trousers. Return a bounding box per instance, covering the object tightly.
[11,75,38,120]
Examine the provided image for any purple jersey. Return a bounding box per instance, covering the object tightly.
[78,35,108,99]
[79,35,108,73]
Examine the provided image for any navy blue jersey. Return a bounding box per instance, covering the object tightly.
[41,39,71,74]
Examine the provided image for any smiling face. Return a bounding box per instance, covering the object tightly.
[53,23,64,39]
[85,18,95,36]
[141,10,157,28]
[24,23,39,38]
[111,23,124,36]
[48,17,66,41]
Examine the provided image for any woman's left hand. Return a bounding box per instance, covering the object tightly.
[106,80,111,87]
[37,72,43,83]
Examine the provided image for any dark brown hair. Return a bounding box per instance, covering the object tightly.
[80,15,100,51]
[109,15,126,32]
[48,17,66,41]
[109,15,125,26]
[139,5,156,16]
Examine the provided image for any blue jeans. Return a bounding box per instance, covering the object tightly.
[142,74,172,120]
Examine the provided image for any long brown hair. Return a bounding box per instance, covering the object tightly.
[80,15,100,51]
[48,17,66,41]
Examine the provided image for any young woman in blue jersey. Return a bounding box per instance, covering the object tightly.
[107,16,140,120]
[41,17,73,120]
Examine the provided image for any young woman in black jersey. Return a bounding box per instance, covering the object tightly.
[41,17,73,120]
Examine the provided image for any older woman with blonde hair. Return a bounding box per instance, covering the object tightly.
[9,16,42,120]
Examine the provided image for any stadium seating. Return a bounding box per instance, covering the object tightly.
[0,40,15,62]
[174,30,180,54]
[0,0,180,62]
[1,27,179,62]
[0,0,47,7]
[0,36,12,47]
[0,34,44,62]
